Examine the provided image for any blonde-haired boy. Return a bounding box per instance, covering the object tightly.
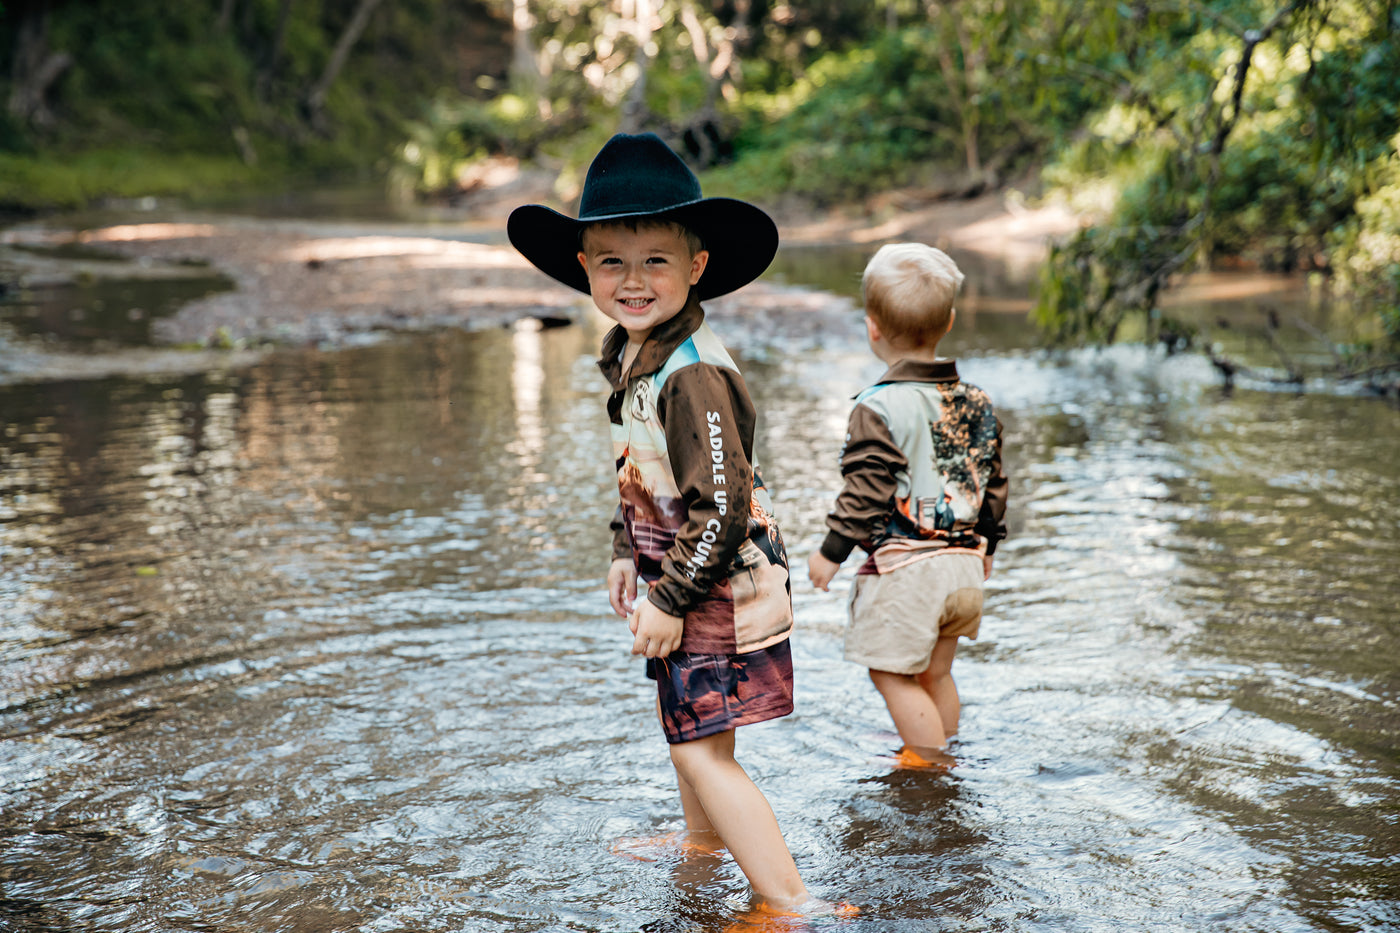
[809,242,1009,766]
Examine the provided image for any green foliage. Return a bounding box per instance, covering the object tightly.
[0,0,511,207]
[713,9,1098,205]
[47,3,257,151]
[389,0,1110,205]
[718,34,954,201]
[389,93,567,198]
[1326,136,1400,346]
[1033,217,1193,346]
[1035,0,1400,367]
[0,149,265,210]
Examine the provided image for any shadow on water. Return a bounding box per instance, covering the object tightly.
[1,236,234,348]
[1,238,1398,932]
[2,273,235,346]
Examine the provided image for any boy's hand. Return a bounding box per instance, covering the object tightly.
[983,554,994,580]
[628,599,683,658]
[607,558,638,618]
[808,552,841,592]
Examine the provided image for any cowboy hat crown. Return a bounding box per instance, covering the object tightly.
[507,132,778,300]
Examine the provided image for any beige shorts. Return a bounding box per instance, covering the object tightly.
[844,552,985,675]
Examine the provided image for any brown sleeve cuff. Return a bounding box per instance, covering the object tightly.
[645,577,689,618]
[820,530,859,565]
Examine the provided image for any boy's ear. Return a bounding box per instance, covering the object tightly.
[688,249,710,286]
[946,307,957,335]
[865,315,882,343]
[577,251,588,272]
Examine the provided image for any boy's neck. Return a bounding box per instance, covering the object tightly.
[622,333,648,372]
[876,343,944,365]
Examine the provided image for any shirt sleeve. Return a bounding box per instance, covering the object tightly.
[975,414,1009,555]
[645,363,756,617]
[609,504,632,562]
[820,402,905,564]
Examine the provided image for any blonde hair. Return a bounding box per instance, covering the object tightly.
[862,243,965,347]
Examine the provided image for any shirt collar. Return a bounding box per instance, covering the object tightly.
[868,358,960,389]
[597,293,706,389]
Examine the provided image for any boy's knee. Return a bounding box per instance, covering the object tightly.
[668,730,734,772]
[868,668,916,690]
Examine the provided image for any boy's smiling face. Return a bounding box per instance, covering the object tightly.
[577,221,709,344]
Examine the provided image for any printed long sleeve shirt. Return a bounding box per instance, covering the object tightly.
[598,297,793,655]
[820,359,1008,573]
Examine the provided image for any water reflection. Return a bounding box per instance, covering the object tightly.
[0,269,234,346]
[1,269,1398,931]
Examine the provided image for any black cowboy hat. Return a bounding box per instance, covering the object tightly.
[507,132,778,300]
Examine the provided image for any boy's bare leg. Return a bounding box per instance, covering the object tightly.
[675,767,723,849]
[660,699,725,850]
[915,635,962,739]
[869,667,948,756]
[668,730,808,906]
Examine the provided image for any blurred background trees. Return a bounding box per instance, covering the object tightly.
[1032,0,1399,373]
[1,0,1396,364]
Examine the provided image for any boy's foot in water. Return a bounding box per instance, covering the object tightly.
[723,897,860,932]
[873,744,956,771]
[609,830,722,862]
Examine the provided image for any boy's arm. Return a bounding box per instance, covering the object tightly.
[646,363,756,618]
[974,414,1009,555]
[819,403,905,564]
[607,505,639,618]
[807,551,841,591]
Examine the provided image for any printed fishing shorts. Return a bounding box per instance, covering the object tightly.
[845,551,985,675]
[647,639,794,745]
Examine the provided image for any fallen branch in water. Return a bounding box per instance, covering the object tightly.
[1205,307,1400,400]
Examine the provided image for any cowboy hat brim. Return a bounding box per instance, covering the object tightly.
[507,197,778,301]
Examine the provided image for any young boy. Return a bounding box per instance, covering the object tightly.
[507,133,811,909]
[807,242,1009,766]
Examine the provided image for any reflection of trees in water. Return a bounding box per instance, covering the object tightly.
[0,373,267,719]
[0,321,605,729]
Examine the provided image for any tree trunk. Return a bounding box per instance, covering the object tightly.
[509,0,540,89]
[304,0,386,133]
[217,0,238,32]
[508,0,552,118]
[7,3,73,128]
[618,0,654,134]
[926,0,982,175]
[257,0,296,99]
[677,1,741,166]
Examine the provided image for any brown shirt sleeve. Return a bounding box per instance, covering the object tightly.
[976,416,1009,555]
[820,402,905,564]
[646,362,757,617]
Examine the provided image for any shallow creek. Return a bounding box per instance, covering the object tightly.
[1,241,1397,932]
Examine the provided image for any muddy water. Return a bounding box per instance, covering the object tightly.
[1,250,1398,932]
